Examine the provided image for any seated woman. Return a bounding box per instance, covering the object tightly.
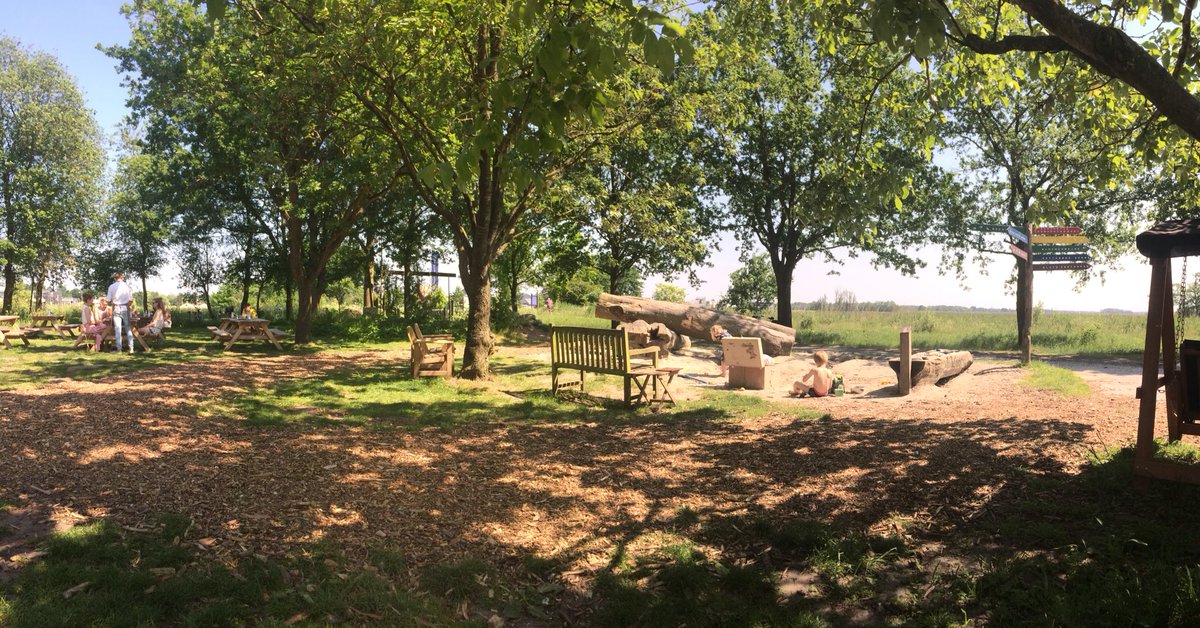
[80,293,107,352]
[138,298,171,337]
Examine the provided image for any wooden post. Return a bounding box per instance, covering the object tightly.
[1136,257,1170,477]
[899,326,912,396]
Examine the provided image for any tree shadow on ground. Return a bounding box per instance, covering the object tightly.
[2,350,1195,625]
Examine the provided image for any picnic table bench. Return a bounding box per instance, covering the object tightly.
[0,315,36,349]
[210,318,289,350]
[72,320,152,352]
[27,314,77,339]
[550,326,676,406]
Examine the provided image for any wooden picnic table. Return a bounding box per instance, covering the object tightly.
[0,315,26,349]
[211,318,289,350]
[28,314,78,339]
[72,319,151,352]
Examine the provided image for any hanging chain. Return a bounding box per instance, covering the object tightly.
[1178,257,1188,343]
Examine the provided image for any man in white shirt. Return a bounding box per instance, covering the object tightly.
[106,272,135,354]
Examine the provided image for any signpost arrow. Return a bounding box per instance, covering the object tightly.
[1031,253,1091,263]
[1007,226,1029,244]
[1032,243,1089,254]
[1031,234,1089,245]
[969,223,1009,233]
[1009,243,1028,260]
[1032,226,1083,236]
[1032,262,1091,272]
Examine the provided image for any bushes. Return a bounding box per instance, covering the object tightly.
[308,310,461,344]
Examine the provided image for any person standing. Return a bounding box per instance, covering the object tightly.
[106,272,135,354]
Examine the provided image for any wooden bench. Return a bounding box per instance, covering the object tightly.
[551,326,665,406]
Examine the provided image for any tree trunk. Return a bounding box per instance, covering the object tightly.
[509,269,519,314]
[596,292,795,356]
[771,258,796,328]
[363,232,376,310]
[459,255,494,379]
[284,277,294,321]
[2,259,14,314]
[32,273,43,312]
[202,285,214,319]
[402,256,413,317]
[294,277,321,344]
[141,275,149,312]
[1017,252,1034,364]
[608,270,622,329]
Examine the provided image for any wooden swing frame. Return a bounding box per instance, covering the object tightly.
[1135,220,1200,484]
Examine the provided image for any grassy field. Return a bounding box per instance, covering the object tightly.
[527,304,1167,356]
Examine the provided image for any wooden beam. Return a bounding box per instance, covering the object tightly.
[898,327,912,396]
[1136,257,1170,474]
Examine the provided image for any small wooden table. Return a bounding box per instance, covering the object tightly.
[29,314,76,339]
[215,318,288,350]
[0,315,26,349]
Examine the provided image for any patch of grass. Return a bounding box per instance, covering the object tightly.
[0,326,228,390]
[0,515,486,627]
[677,391,830,422]
[209,357,824,429]
[1019,360,1091,396]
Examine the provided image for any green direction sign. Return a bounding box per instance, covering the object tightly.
[969,223,1009,233]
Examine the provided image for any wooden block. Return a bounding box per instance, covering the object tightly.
[728,365,768,390]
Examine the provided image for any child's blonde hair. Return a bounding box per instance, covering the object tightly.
[710,325,726,340]
[813,350,829,366]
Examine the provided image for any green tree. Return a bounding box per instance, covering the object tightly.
[693,3,946,327]
[556,76,717,298]
[108,0,403,342]
[719,254,776,316]
[860,0,1200,144]
[653,282,686,303]
[352,0,691,378]
[0,37,104,313]
[109,139,174,311]
[936,50,1150,363]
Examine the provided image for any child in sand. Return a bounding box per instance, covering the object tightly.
[792,350,833,397]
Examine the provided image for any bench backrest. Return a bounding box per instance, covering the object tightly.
[551,326,632,375]
[722,337,767,368]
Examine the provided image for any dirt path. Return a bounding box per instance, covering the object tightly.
[0,344,1162,592]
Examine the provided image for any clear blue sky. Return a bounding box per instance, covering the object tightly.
[3,0,1160,312]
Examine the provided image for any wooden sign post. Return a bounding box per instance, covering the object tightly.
[899,326,912,396]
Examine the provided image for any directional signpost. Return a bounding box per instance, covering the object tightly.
[968,223,1095,364]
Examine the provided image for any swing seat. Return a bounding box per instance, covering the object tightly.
[1179,340,1200,423]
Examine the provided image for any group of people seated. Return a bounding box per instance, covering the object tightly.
[79,293,172,352]
[709,324,836,398]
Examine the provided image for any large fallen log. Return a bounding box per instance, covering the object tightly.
[888,350,974,387]
[596,293,794,356]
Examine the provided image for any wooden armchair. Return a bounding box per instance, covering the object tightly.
[407,325,455,377]
[413,322,455,342]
